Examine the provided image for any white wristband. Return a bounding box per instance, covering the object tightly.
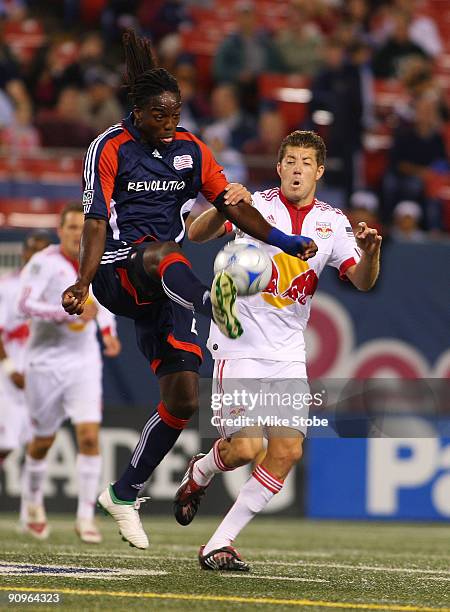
[1,357,16,376]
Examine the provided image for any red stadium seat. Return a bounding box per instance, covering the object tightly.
[258,74,312,131]
[3,19,45,65]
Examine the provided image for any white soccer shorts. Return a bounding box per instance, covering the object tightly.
[0,376,32,450]
[25,362,102,437]
[212,358,310,439]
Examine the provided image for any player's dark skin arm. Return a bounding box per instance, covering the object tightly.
[62,218,107,315]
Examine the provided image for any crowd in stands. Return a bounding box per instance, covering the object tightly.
[0,0,449,240]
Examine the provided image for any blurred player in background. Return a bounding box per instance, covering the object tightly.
[0,232,50,467]
[174,131,382,570]
[61,31,316,550]
[17,203,121,544]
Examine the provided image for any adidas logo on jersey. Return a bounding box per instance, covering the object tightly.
[152,149,162,158]
[266,214,276,225]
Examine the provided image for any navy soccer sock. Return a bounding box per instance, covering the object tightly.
[157,253,212,318]
[113,402,188,501]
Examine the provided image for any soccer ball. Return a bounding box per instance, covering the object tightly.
[213,241,273,296]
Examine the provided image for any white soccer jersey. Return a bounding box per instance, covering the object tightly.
[0,271,29,372]
[208,188,361,362]
[0,272,31,449]
[17,244,116,370]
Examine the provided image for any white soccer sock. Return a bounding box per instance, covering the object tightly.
[193,439,234,487]
[203,465,283,555]
[76,454,102,520]
[20,455,47,522]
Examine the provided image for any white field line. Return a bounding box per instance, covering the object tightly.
[221,575,330,583]
[1,550,449,577]
[4,537,449,561]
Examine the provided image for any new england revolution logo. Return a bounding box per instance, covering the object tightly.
[173,155,193,170]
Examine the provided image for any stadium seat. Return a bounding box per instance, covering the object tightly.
[3,19,45,65]
[258,74,312,131]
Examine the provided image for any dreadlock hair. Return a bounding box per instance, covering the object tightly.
[123,29,180,109]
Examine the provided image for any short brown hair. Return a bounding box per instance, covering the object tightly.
[278,130,326,167]
[60,202,84,227]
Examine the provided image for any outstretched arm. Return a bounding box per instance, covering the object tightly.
[189,207,228,243]
[217,196,318,261]
[345,222,382,291]
[61,218,107,315]
[197,138,318,260]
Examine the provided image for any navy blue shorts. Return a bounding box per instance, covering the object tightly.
[92,243,201,377]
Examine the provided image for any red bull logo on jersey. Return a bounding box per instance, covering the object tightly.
[315,221,333,239]
[262,253,318,308]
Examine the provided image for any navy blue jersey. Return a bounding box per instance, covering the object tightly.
[82,114,228,249]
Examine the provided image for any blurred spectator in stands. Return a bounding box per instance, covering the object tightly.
[243,106,286,189]
[0,21,20,91]
[157,33,182,75]
[138,0,191,45]
[0,92,40,157]
[212,0,283,113]
[391,200,426,242]
[0,89,14,128]
[398,56,449,124]
[203,84,256,152]
[347,190,382,234]
[394,0,442,58]
[175,59,210,134]
[62,32,110,90]
[203,124,247,185]
[35,86,96,148]
[79,68,122,133]
[0,0,26,20]
[101,0,139,43]
[383,94,449,230]
[341,0,373,46]
[25,38,78,111]
[372,8,428,79]
[303,0,340,37]
[309,37,363,197]
[349,41,375,131]
[274,0,323,77]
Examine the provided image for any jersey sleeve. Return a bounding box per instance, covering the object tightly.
[82,133,121,220]
[18,256,73,323]
[327,215,361,280]
[195,137,228,203]
[94,296,117,337]
[0,283,6,332]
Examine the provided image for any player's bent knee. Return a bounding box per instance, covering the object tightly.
[169,398,199,420]
[267,441,303,467]
[231,437,263,464]
[28,436,55,458]
[142,241,181,276]
[78,436,99,454]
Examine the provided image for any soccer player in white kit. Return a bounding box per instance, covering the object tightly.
[0,233,51,466]
[17,203,121,544]
[174,131,382,570]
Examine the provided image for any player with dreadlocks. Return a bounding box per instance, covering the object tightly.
[61,30,317,549]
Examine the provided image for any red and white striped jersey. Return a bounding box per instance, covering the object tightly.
[208,188,361,363]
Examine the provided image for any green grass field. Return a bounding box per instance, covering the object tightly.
[0,514,449,611]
